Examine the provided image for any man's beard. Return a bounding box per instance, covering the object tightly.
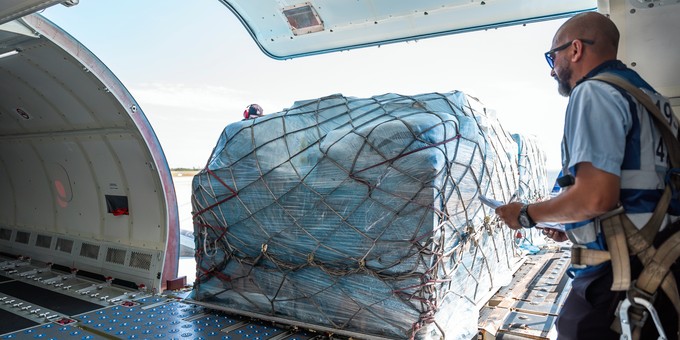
[556,66,572,97]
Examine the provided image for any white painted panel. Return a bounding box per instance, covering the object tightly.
[0,66,65,134]
[607,1,680,100]
[2,140,53,229]
[34,137,101,236]
[80,135,130,243]
[6,49,102,129]
[108,136,166,249]
[0,160,16,225]
[0,84,28,136]
[18,44,128,128]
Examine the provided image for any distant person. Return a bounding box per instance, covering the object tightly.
[494,12,679,340]
[243,104,264,120]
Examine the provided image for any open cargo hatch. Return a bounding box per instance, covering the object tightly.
[0,0,75,26]
[0,14,179,292]
[218,0,597,60]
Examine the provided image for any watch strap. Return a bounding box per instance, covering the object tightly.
[520,204,536,228]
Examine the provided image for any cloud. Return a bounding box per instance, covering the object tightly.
[129,83,248,112]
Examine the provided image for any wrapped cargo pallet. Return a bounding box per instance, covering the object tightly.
[191,91,548,339]
[512,133,551,251]
[512,133,549,203]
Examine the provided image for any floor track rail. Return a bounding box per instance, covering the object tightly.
[478,244,572,339]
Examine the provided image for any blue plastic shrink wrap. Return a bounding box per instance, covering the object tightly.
[191,92,549,339]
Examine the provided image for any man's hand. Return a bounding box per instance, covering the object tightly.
[495,202,524,230]
[540,228,568,242]
[496,202,569,242]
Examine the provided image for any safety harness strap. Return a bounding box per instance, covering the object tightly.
[569,247,610,266]
[601,214,631,291]
[572,187,672,287]
[609,205,680,340]
[637,231,680,303]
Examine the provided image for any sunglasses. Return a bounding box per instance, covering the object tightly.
[544,39,594,69]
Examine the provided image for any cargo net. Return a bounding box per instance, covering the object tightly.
[513,133,549,203]
[191,92,549,339]
[512,133,550,249]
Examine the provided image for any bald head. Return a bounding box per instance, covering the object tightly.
[555,12,619,59]
[548,12,621,95]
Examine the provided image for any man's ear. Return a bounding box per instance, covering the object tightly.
[570,40,585,63]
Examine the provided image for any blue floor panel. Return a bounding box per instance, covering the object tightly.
[1,296,316,339]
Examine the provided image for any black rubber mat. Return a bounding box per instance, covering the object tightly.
[0,274,12,282]
[0,308,38,334]
[0,280,102,316]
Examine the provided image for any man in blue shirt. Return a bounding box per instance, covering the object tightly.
[496,12,679,339]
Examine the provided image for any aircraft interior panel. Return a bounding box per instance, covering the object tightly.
[0,14,178,293]
[16,50,127,131]
[106,136,167,247]
[2,142,54,229]
[608,1,680,110]
[40,141,103,233]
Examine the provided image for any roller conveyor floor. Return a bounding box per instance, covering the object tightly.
[0,256,319,340]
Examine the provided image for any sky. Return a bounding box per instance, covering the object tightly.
[41,1,570,172]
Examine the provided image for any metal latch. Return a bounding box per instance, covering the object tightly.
[618,297,667,340]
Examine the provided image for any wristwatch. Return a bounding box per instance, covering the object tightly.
[518,204,536,228]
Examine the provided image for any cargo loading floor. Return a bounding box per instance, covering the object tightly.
[478,244,572,339]
[1,245,572,340]
[2,298,316,340]
[0,255,319,340]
